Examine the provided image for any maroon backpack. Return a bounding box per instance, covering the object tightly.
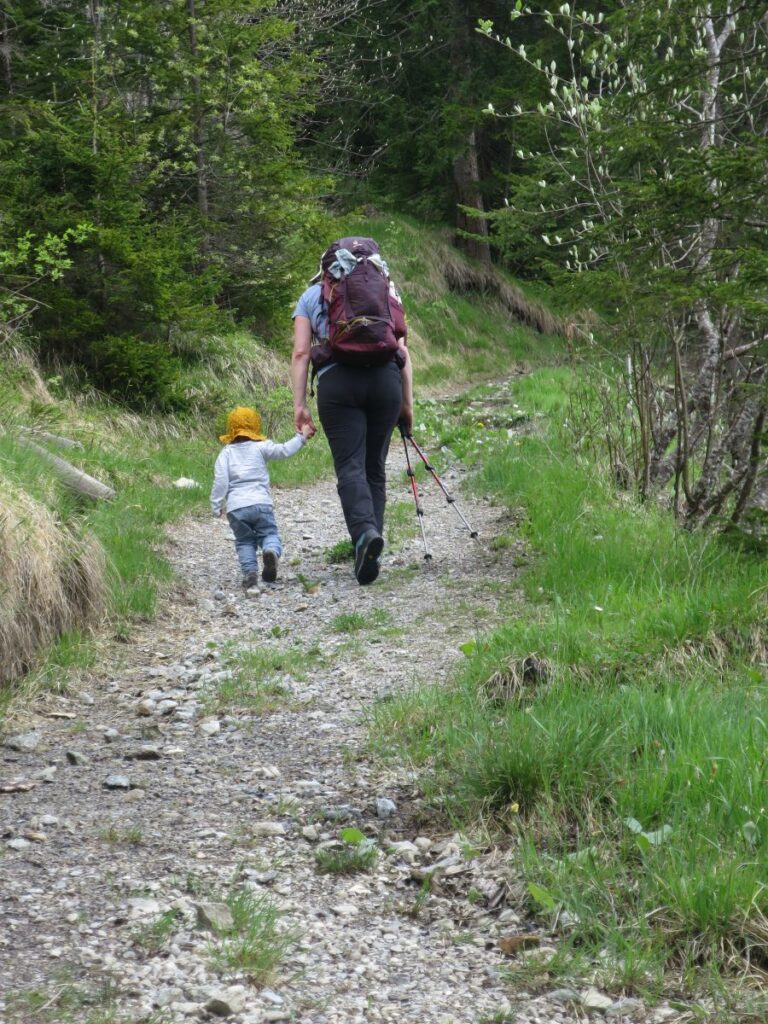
[310,237,406,370]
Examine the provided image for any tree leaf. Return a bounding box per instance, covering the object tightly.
[340,827,366,846]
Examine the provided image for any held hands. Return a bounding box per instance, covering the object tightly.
[295,404,317,438]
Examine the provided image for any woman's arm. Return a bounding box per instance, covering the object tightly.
[398,340,414,434]
[291,316,317,435]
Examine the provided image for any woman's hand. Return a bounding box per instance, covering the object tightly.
[295,404,317,436]
[398,404,413,435]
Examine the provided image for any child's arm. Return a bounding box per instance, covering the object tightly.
[261,430,308,461]
[210,450,229,516]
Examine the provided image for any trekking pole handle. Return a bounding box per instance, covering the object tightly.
[398,419,412,439]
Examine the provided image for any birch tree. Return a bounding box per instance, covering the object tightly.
[482,0,768,526]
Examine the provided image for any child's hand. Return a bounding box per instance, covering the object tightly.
[300,423,315,440]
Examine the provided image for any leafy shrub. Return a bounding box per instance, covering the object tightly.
[87,334,187,411]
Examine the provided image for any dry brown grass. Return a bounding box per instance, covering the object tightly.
[0,477,107,687]
[481,654,554,705]
[391,224,566,337]
[440,249,564,338]
[1,335,57,406]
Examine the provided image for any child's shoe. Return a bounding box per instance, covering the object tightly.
[262,550,279,583]
[243,571,260,590]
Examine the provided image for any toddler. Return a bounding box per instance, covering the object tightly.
[211,406,313,588]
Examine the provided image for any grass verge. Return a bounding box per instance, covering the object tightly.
[373,369,768,1000]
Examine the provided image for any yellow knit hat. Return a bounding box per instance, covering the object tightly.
[219,407,266,444]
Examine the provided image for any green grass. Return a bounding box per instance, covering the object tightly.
[331,608,392,634]
[132,909,182,955]
[5,975,123,1024]
[315,843,379,874]
[99,825,144,846]
[208,888,295,985]
[385,498,420,549]
[206,643,322,713]
[372,370,768,994]
[315,827,379,875]
[324,538,355,563]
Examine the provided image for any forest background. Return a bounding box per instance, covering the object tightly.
[1,1,768,1014]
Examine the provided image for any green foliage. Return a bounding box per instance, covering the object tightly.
[0,226,92,324]
[86,335,187,411]
[315,827,379,875]
[0,0,324,397]
[301,1,554,228]
[479,6,767,527]
[324,538,355,563]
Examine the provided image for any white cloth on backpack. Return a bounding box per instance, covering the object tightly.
[325,248,391,281]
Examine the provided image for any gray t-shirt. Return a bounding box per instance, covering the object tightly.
[292,284,328,340]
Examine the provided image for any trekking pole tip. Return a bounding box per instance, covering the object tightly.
[470,530,479,538]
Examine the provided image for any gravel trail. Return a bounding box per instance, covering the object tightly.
[1,444,644,1024]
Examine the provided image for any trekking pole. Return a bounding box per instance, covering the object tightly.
[399,423,432,561]
[405,433,479,538]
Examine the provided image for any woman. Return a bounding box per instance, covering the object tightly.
[291,237,414,585]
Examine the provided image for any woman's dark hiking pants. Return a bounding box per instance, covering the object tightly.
[317,360,402,544]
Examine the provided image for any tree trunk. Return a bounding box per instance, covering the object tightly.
[449,1,491,266]
[88,0,108,287]
[188,0,209,221]
[1,10,12,94]
[453,128,492,265]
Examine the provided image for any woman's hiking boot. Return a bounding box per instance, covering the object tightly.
[262,550,279,583]
[242,570,260,590]
[354,529,384,585]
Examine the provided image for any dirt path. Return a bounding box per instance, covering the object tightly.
[1,445,587,1024]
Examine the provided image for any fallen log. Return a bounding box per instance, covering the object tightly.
[16,436,116,501]
[18,426,85,450]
